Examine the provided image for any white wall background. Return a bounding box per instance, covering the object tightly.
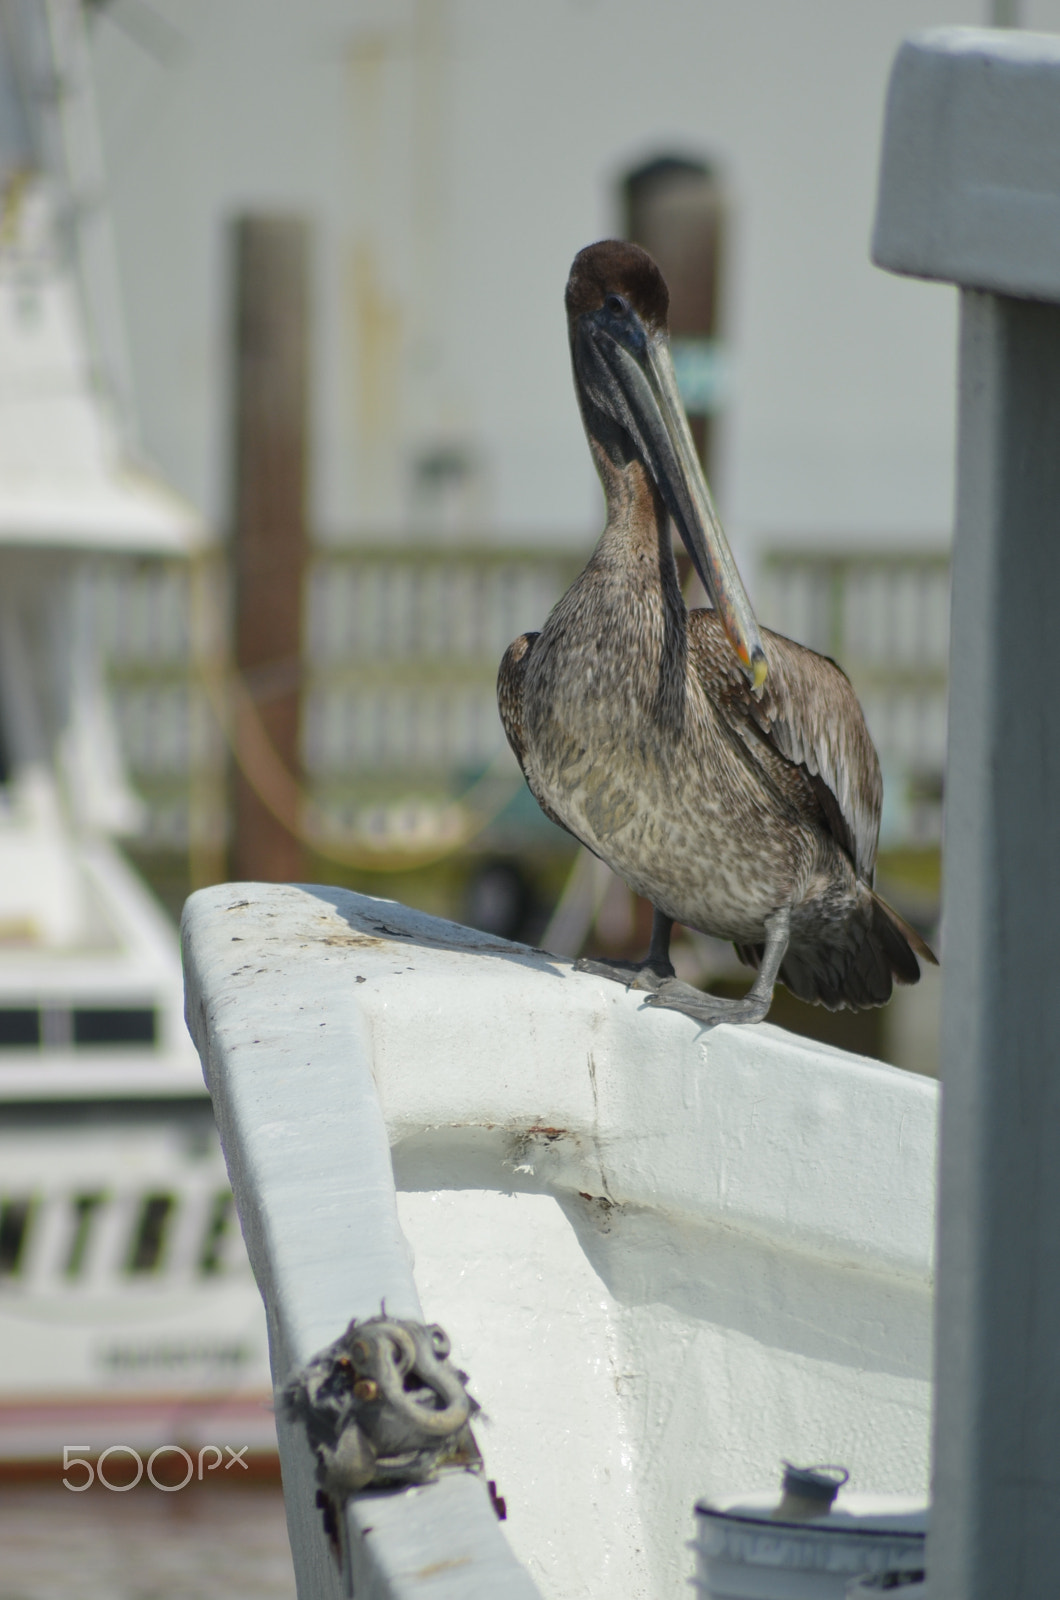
[87,0,1060,568]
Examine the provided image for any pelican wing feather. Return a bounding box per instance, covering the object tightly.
[689,612,882,884]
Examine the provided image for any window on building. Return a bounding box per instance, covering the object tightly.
[623,156,726,477]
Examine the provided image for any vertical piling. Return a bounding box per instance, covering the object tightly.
[932,288,1060,1595]
[229,215,309,883]
[873,29,1060,1596]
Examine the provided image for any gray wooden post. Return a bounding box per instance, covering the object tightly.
[873,28,1060,1598]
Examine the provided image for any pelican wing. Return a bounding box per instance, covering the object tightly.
[753,627,882,882]
[690,613,883,883]
[498,632,583,843]
[497,631,538,772]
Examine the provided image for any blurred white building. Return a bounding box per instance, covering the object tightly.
[77,0,1054,921]
[85,0,1052,570]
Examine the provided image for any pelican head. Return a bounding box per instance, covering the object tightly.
[566,239,766,691]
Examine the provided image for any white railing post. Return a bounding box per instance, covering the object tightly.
[874,28,1060,1598]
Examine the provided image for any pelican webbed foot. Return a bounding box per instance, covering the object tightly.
[643,906,792,1032]
[641,979,772,1030]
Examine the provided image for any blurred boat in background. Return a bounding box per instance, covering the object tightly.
[0,0,273,1469]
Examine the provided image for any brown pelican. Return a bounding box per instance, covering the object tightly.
[498,240,935,1027]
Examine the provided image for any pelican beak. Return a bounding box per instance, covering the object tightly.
[581,315,767,691]
[642,336,767,691]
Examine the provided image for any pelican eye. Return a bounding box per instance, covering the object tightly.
[604,293,630,318]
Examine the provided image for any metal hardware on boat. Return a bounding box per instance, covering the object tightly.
[283,1313,486,1544]
[774,1461,850,1521]
[693,1465,927,1600]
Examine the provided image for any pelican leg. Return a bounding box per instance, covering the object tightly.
[574,908,676,983]
[641,906,791,1030]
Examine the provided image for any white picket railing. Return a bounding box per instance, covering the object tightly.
[90,542,951,856]
[0,1116,251,1290]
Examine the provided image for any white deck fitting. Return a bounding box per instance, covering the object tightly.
[182,882,936,1600]
[873,27,1060,302]
[875,27,1060,1600]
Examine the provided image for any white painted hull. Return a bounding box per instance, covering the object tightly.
[183,883,937,1600]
